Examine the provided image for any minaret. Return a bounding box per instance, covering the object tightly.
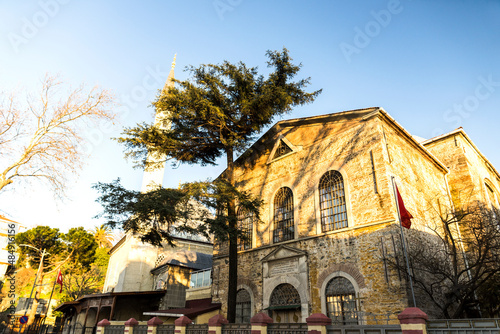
[140,55,176,193]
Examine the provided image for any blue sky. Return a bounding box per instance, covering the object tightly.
[1,1,500,231]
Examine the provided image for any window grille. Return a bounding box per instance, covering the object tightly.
[319,171,348,232]
[273,139,293,159]
[270,283,301,308]
[237,207,253,251]
[273,187,294,243]
[235,289,252,323]
[325,277,358,325]
[155,254,165,267]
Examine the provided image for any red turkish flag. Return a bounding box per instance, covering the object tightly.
[396,185,413,229]
[56,270,63,293]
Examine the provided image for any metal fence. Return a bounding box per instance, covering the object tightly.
[185,324,209,334]
[326,324,402,334]
[156,324,175,334]
[427,319,500,334]
[82,327,95,334]
[133,325,148,334]
[221,323,251,334]
[267,323,308,334]
[105,325,124,334]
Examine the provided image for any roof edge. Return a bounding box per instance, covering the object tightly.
[423,128,500,181]
[375,108,449,174]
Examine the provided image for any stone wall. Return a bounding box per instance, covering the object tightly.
[212,109,450,322]
[424,130,500,210]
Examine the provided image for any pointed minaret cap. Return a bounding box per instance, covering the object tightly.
[162,54,176,94]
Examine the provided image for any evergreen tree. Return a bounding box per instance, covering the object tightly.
[111,48,321,322]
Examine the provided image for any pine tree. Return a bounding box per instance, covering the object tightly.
[116,48,321,322]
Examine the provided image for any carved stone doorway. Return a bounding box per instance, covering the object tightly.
[268,283,301,323]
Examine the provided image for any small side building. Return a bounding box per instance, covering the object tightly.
[56,234,215,333]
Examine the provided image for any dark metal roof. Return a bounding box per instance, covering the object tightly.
[152,251,212,273]
[143,298,221,319]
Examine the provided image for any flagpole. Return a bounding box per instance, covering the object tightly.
[391,177,417,307]
[39,270,59,334]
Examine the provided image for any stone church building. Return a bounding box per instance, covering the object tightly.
[211,107,500,324]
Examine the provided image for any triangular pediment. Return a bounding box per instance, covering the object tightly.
[267,135,298,164]
[261,245,307,263]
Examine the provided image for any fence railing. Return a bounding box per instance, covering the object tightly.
[104,325,124,334]
[156,324,175,334]
[185,324,208,334]
[267,323,308,334]
[326,324,402,334]
[427,319,500,334]
[132,325,147,334]
[47,310,500,334]
[221,323,251,334]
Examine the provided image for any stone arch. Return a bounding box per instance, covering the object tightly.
[237,276,258,316]
[318,269,363,323]
[317,263,366,291]
[321,274,360,324]
[263,275,309,322]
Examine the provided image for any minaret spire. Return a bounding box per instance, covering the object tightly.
[140,54,176,193]
[162,54,176,95]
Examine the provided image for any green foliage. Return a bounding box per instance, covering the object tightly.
[94,178,191,246]
[16,226,98,270]
[94,178,263,246]
[11,226,109,305]
[104,48,320,322]
[183,179,263,241]
[119,48,321,168]
[15,226,62,268]
[62,227,98,269]
[93,247,110,269]
[93,224,113,248]
[59,264,107,302]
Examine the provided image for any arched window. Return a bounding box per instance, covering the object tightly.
[325,277,358,325]
[236,289,252,323]
[273,187,294,243]
[319,171,348,232]
[237,207,254,251]
[270,283,301,308]
[485,182,500,212]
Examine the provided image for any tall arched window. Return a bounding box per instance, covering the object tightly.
[237,207,254,250]
[325,277,358,325]
[273,187,294,243]
[319,170,348,232]
[235,289,252,323]
[485,182,500,212]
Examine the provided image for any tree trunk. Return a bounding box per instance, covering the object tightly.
[226,147,238,323]
[27,265,44,327]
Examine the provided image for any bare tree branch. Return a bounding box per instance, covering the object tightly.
[0,74,116,198]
